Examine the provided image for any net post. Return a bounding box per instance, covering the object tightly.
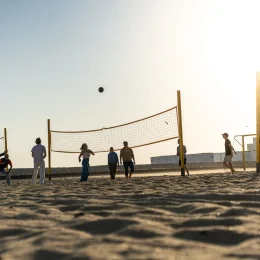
[4,128,8,171]
[47,119,52,180]
[257,72,260,173]
[4,128,7,152]
[177,90,185,176]
[242,135,246,172]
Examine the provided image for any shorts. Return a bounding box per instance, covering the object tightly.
[123,161,134,176]
[179,159,187,166]
[223,155,232,164]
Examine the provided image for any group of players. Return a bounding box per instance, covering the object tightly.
[78,141,136,181]
[0,133,236,185]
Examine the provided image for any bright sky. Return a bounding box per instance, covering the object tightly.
[1,0,260,168]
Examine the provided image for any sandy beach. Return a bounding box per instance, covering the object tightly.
[0,171,260,260]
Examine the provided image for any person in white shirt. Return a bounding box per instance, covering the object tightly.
[78,143,95,182]
[31,137,46,184]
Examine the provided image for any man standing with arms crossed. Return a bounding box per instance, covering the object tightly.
[222,133,236,173]
[120,141,135,179]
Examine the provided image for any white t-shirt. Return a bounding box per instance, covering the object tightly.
[31,144,46,163]
[83,151,91,159]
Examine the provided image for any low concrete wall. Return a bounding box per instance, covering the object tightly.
[0,161,256,180]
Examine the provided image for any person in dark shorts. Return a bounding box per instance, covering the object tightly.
[0,153,13,185]
[108,147,119,179]
[120,141,135,179]
[176,139,189,175]
[222,133,236,173]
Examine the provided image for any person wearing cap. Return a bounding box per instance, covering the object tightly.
[31,137,46,184]
[108,147,119,179]
[120,141,135,179]
[176,139,189,175]
[222,133,236,173]
[0,153,13,185]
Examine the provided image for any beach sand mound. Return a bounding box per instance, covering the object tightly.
[0,172,260,260]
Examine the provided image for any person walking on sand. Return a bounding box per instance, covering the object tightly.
[120,141,135,179]
[108,147,119,179]
[78,143,95,182]
[222,133,236,173]
[176,139,189,175]
[31,138,46,184]
[0,153,13,185]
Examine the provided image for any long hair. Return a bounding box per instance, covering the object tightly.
[80,143,88,151]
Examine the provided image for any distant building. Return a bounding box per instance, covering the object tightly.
[247,137,256,151]
[151,137,257,164]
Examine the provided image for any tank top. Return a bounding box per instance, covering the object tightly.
[82,150,91,159]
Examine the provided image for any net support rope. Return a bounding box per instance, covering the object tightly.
[51,107,179,153]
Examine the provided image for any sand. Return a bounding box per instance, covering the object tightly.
[0,172,260,260]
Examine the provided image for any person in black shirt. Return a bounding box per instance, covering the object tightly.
[222,133,236,173]
[0,151,12,185]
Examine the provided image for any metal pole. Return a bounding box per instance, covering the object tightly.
[47,119,52,180]
[177,90,185,176]
[242,135,246,171]
[4,128,7,152]
[4,128,8,171]
[256,72,260,172]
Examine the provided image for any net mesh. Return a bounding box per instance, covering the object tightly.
[51,107,179,153]
[0,137,4,153]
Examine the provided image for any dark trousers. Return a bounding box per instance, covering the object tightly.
[80,158,90,182]
[123,161,134,177]
[108,163,117,179]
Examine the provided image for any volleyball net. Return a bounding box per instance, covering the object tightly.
[0,129,7,153]
[0,137,4,152]
[50,106,179,153]
[233,133,256,171]
[47,90,186,179]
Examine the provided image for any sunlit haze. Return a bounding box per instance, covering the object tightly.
[1,0,260,168]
